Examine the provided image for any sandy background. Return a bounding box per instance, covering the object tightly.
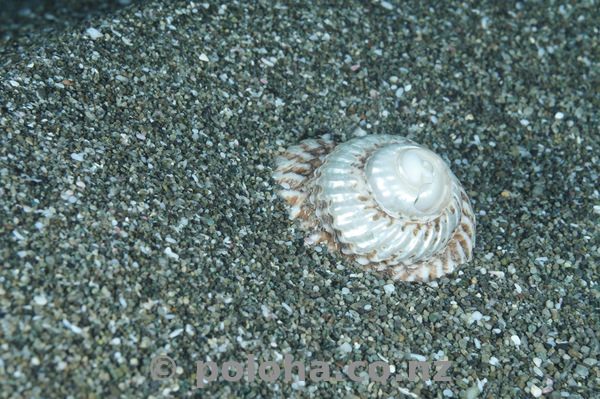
[1,0,599,397]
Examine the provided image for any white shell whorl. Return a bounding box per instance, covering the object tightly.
[273,134,476,282]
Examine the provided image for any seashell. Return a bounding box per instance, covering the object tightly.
[273,134,476,282]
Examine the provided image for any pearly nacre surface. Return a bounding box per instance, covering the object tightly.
[273,134,476,282]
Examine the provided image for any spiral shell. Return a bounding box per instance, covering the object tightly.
[273,134,476,282]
